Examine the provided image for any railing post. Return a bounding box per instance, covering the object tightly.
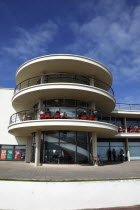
[124,117,127,133]
[15,113,17,123]
[28,79,30,87]
[125,138,130,161]
[41,74,45,84]
[19,83,21,91]
[90,77,94,86]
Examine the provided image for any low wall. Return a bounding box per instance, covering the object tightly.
[0,180,140,210]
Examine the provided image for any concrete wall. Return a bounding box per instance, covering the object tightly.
[0,88,27,145]
[0,180,140,210]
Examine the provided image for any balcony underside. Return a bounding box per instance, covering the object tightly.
[115,133,140,138]
[12,83,115,112]
[8,119,118,137]
[16,54,112,86]
[112,110,140,118]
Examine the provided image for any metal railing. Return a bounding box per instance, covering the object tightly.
[118,126,140,133]
[115,103,140,111]
[14,73,114,96]
[9,107,117,125]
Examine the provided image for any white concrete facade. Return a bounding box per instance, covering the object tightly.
[0,89,27,146]
[0,54,140,164]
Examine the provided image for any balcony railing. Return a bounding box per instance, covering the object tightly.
[9,108,117,126]
[115,103,140,111]
[118,126,140,133]
[14,73,114,96]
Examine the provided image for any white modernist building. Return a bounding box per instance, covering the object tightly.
[0,54,140,166]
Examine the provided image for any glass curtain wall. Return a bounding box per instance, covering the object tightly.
[97,139,126,161]
[40,131,91,164]
[43,99,90,119]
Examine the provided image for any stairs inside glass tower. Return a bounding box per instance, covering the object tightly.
[41,135,89,164]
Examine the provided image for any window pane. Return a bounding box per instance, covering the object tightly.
[130,147,140,160]
[1,145,14,149]
[97,142,109,146]
[15,146,26,149]
[110,142,125,147]
[60,108,76,118]
[129,142,140,147]
[60,131,76,143]
[97,147,109,160]
[46,131,59,143]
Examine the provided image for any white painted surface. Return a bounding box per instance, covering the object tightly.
[112,110,140,117]
[0,89,16,144]
[0,88,27,145]
[115,133,140,138]
[8,118,118,137]
[0,180,140,210]
[12,83,115,112]
[16,54,112,85]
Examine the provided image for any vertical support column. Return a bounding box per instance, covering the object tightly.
[35,131,41,167]
[38,99,43,119]
[41,74,45,84]
[125,138,130,161]
[90,77,95,86]
[92,132,97,165]
[124,117,127,133]
[25,137,32,163]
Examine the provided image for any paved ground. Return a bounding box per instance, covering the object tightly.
[0,161,140,180]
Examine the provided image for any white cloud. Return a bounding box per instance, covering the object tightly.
[2,21,58,61]
[66,1,140,83]
[118,95,140,104]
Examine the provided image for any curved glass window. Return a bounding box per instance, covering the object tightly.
[41,99,90,120]
[43,99,89,108]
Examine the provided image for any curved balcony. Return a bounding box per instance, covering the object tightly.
[14,73,114,96]
[12,73,115,112]
[15,54,113,86]
[112,103,140,117]
[8,108,118,137]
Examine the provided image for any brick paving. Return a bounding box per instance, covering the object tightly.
[0,161,140,180]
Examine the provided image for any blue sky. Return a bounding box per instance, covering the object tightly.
[0,0,140,103]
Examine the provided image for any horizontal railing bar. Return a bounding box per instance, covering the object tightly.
[14,73,114,96]
[9,108,117,125]
[115,103,140,110]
